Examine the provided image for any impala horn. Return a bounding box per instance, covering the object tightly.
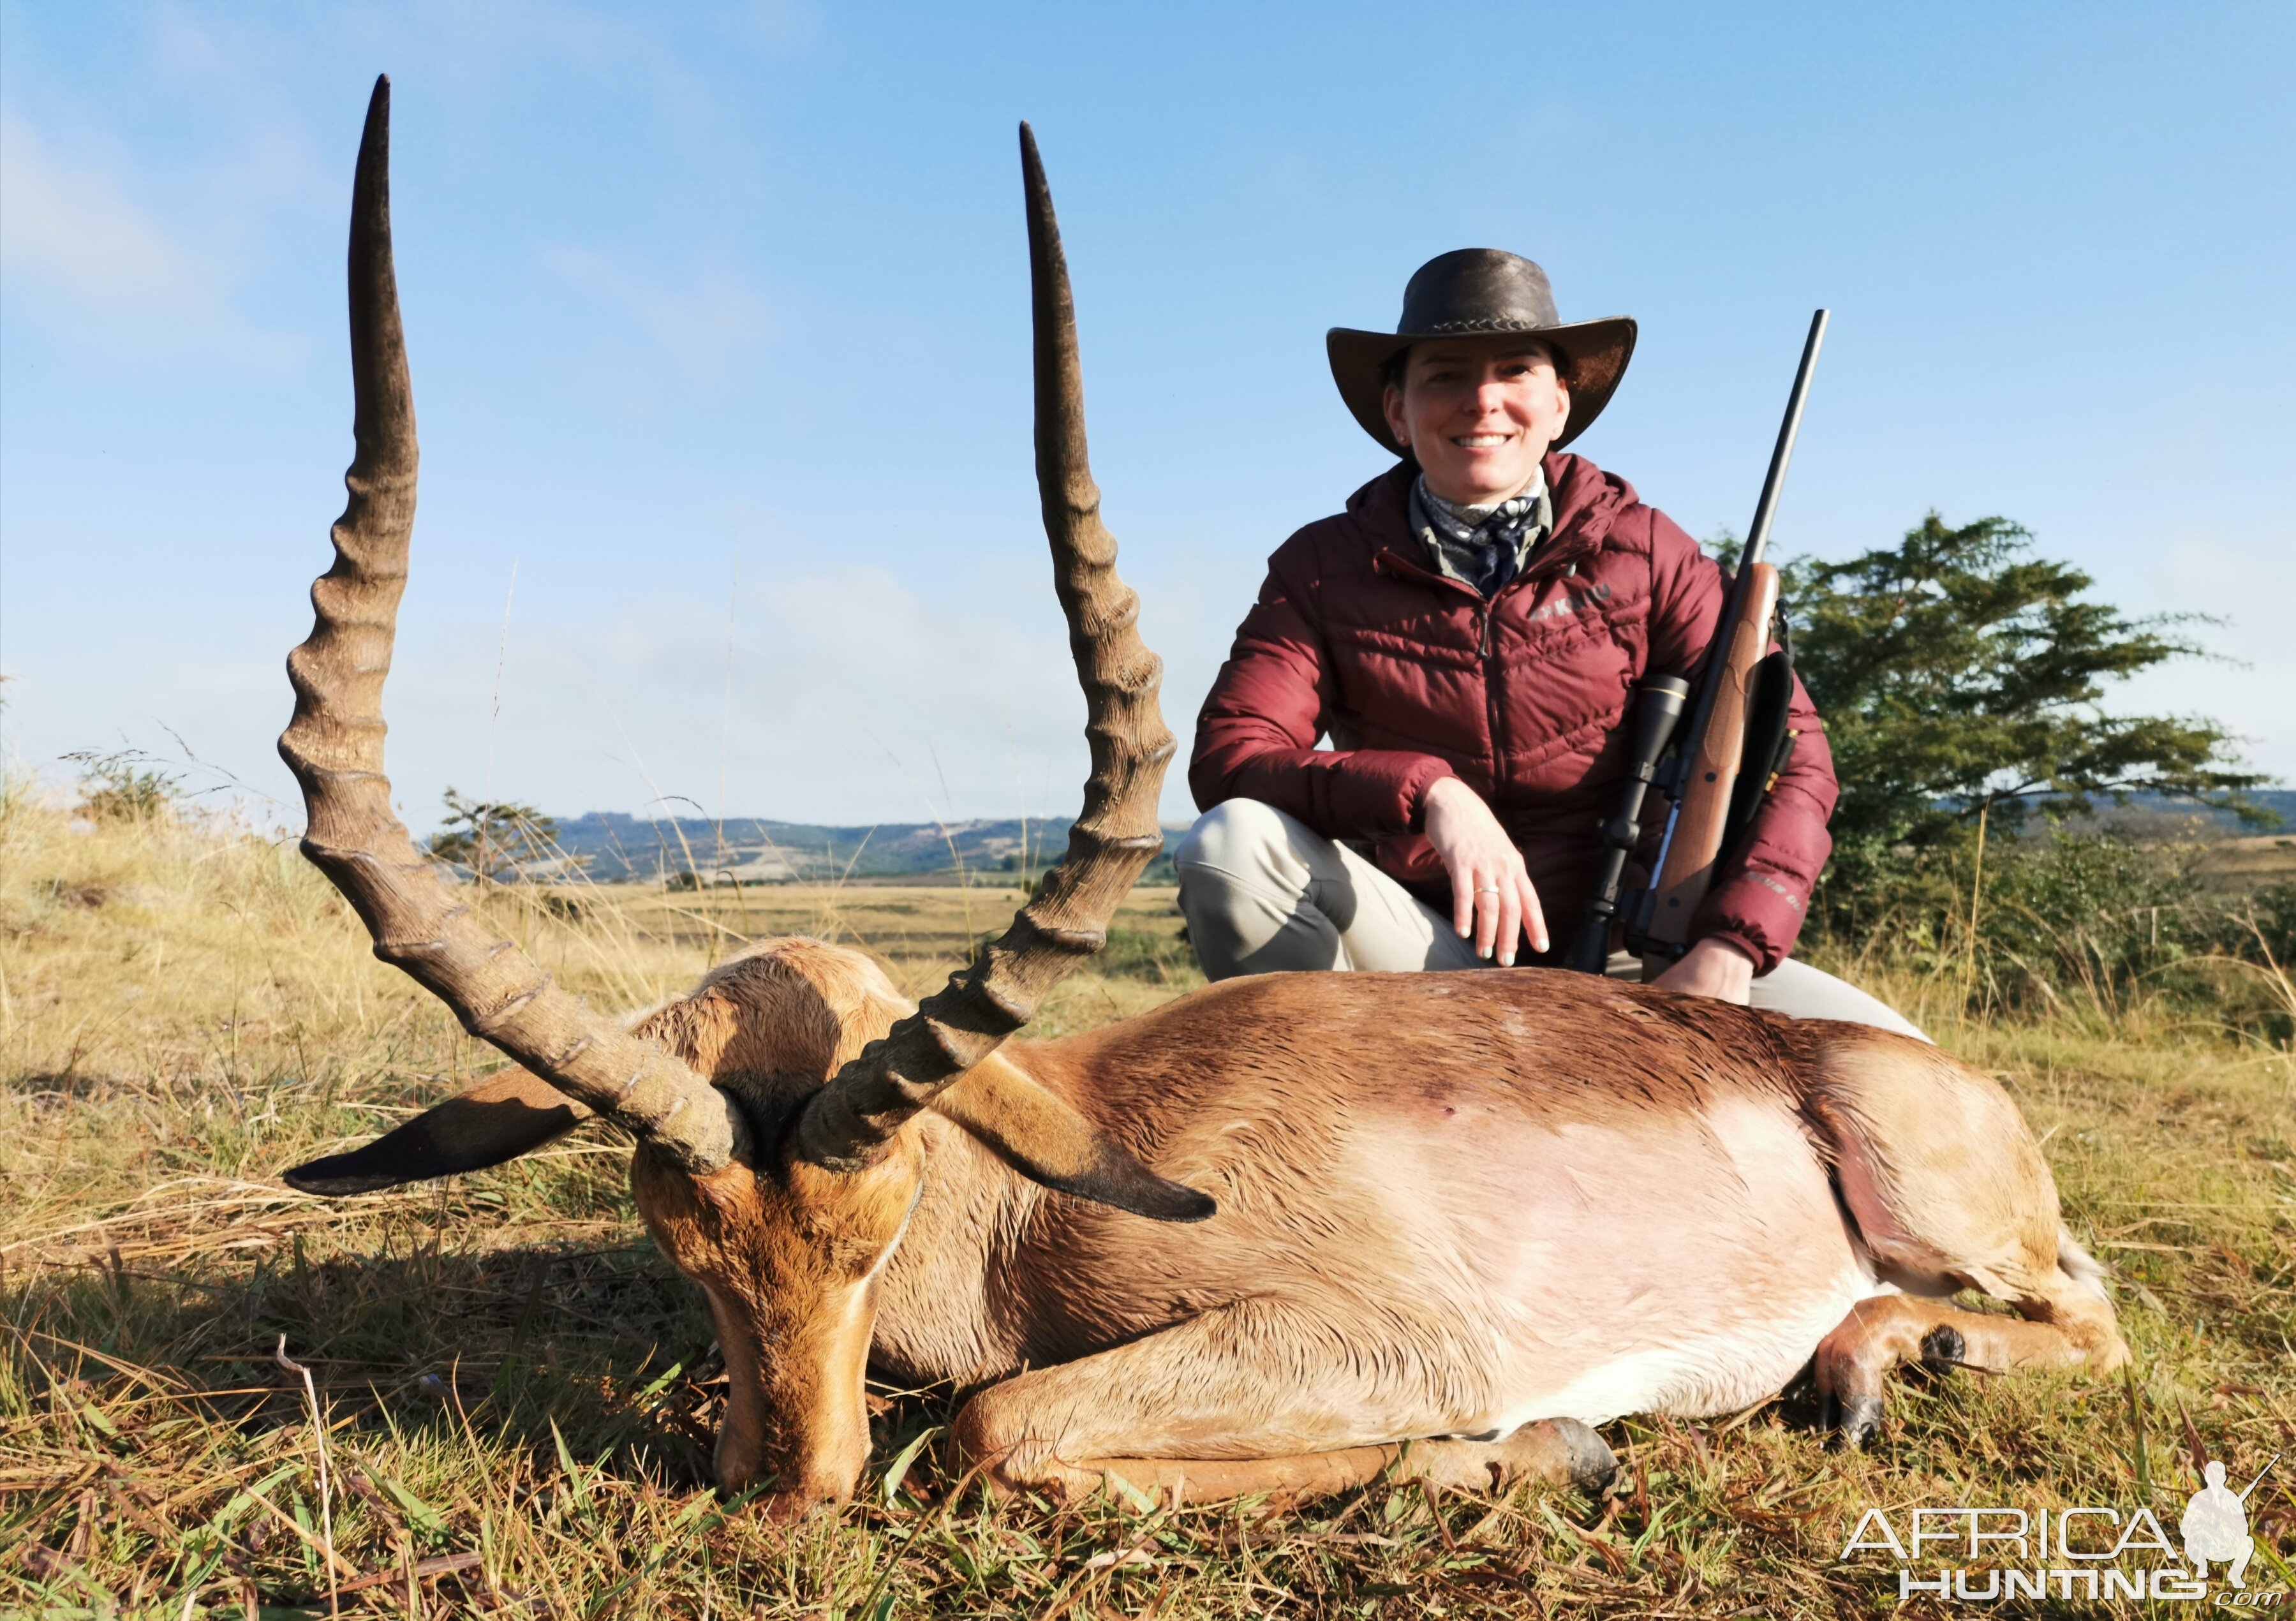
[278,76,747,1178]
[793,124,1178,1170]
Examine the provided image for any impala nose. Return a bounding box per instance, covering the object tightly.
[762,1488,840,1522]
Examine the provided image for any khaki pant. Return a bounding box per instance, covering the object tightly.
[1174,799,1928,1041]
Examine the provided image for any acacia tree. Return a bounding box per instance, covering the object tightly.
[1777,514,2270,885]
[426,788,572,884]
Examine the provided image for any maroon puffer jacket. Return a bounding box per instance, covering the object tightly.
[1189,452,1836,973]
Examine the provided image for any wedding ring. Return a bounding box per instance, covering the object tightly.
[1477,885,1502,894]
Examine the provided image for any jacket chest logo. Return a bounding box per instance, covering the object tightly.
[1521,580,1613,626]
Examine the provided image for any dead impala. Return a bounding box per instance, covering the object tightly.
[283,78,2128,1520]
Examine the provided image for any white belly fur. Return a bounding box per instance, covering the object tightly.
[1476,1256,1884,1432]
[1415,1093,1884,1435]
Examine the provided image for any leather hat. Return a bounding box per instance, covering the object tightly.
[1327,249,1636,454]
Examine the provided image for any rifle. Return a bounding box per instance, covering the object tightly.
[2235,1453,2279,1502]
[1567,308,1829,976]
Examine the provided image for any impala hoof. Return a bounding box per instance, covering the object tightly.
[1552,1417,1619,1496]
[1497,1417,1617,1496]
[1830,1393,1885,1449]
[1920,1324,1966,1372]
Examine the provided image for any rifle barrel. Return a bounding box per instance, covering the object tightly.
[2237,1453,2280,1501]
[1682,309,1827,749]
[1640,309,1828,942]
[1740,308,1830,575]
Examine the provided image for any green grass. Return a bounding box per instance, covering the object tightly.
[3,790,2292,1617]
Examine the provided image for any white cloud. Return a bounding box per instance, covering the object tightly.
[2114,527,2296,783]
[0,111,300,362]
[180,545,1206,832]
[0,113,213,316]
[718,0,822,52]
[547,246,771,376]
[480,563,1093,822]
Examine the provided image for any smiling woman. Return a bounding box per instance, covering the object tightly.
[1381,334,1570,507]
[1176,247,1921,1037]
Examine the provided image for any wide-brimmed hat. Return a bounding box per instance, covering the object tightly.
[1327,249,1636,455]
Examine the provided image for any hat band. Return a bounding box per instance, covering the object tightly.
[1413,315,1559,335]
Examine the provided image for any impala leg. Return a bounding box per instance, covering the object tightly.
[979,1425,1613,1509]
[1813,1294,2099,1448]
[1798,1032,2130,1448]
[950,1304,1615,1508]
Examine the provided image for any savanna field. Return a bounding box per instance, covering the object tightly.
[4,788,2292,1618]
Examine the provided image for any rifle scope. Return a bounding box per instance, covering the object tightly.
[1567,674,1691,975]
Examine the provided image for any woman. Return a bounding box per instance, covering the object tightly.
[1178,248,1918,1035]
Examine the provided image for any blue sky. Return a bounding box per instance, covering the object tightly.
[3,1,2290,830]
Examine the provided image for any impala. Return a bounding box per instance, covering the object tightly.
[284,79,2128,1521]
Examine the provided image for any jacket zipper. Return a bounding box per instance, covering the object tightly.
[1482,559,1587,787]
[1480,602,1506,817]
[1374,547,1539,813]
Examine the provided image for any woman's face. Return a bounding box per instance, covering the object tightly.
[1381,336,1569,505]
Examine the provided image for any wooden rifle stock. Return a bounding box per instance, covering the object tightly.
[1640,563,1779,959]
[1631,307,1828,973]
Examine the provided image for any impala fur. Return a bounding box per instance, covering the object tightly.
[283,80,2126,1521]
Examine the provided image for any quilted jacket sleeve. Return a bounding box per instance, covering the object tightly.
[1645,514,1838,974]
[1189,540,1459,840]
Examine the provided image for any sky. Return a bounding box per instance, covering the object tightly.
[3,1,2290,832]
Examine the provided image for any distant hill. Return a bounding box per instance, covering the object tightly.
[541,788,2288,887]
[550,812,1184,885]
[2069,788,2293,838]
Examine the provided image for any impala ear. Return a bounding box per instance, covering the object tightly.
[930,1053,1215,1223]
[284,1069,594,1196]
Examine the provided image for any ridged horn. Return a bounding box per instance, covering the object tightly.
[278,76,747,1178]
[794,122,1176,1168]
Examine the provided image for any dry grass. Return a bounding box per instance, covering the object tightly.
[2196,833,2296,895]
[3,787,2292,1617]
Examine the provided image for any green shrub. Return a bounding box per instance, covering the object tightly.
[1814,827,2293,1039]
[66,748,183,823]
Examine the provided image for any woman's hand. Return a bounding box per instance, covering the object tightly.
[1421,777,1547,965]
[1650,936,1755,1002]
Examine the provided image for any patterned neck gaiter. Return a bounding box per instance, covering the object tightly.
[1408,470,1553,598]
